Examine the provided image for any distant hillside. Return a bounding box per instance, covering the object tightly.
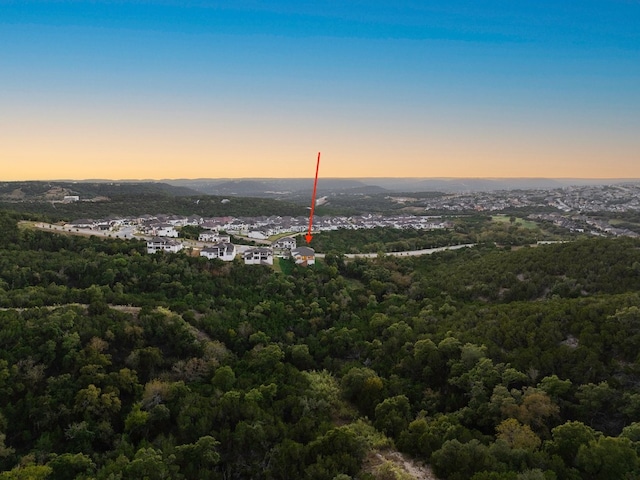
[167,178,378,196]
[165,177,639,196]
[371,178,568,192]
[0,181,198,202]
[0,181,307,220]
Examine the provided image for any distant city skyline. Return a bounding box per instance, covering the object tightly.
[1,1,639,180]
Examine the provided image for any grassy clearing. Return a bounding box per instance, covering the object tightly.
[272,257,283,273]
[272,257,297,274]
[610,219,640,227]
[492,214,538,229]
[268,231,302,242]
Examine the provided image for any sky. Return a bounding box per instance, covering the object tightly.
[1,1,639,180]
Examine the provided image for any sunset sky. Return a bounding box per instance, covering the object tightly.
[1,1,639,180]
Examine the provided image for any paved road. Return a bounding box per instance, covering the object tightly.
[315,243,476,259]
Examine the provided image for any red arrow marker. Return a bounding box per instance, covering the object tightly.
[305,152,321,244]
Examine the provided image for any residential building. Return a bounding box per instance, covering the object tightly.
[243,247,274,265]
[152,223,179,237]
[200,242,236,261]
[66,219,95,229]
[272,236,296,250]
[147,237,184,254]
[291,246,315,266]
[199,232,231,243]
[272,236,297,257]
[247,230,269,240]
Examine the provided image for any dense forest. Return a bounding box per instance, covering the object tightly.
[0,194,309,222]
[1,209,640,479]
[0,181,198,199]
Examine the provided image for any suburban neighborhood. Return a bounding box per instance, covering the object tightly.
[59,213,456,265]
[34,182,639,266]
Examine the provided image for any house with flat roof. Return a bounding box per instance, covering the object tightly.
[199,232,231,243]
[243,247,274,265]
[200,242,236,262]
[147,237,184,254]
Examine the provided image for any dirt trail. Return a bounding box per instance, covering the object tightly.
[364,449,439,479]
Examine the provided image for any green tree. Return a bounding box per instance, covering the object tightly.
[496,419,541,451]
[374,395,412,439]
[575,436,638,480]
[211,365,236,392]
[174,435,220,479]
[547,421,597,466]
[305,426,368,480]
[0,465,53,480]
[124,447,176,480]
[47,453,96,480]
[397,414,473,460]
[431,439,495,480]
[341,367,384,417]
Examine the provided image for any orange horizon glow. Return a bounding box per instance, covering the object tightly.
[3,141,638,181]
[3,92,638,181]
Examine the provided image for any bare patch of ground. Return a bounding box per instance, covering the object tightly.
[5,188,25,199]
[362,449,439,479]
[561,334,579,348]
[43,187,71,199]
[109,305,142,316]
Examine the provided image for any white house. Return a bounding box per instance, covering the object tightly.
[247,230,269,240]
[291,246,315,266]
[200,220,223,231]
[66,219,95,230]
[199,232,231,243]
[95,219,117,231]
[165,215,187,226]
[272,236,296,250]
[225,219,248,234]
[186,215,203,226]
[271,236,297,258]
[152,223,179,237]
[147,237,184,254]
[200,242,236,262]
[243,247,274,265]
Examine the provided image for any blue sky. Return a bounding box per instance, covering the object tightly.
[1,1,639,179]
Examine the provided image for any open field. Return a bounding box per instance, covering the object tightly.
[491,214,538,229]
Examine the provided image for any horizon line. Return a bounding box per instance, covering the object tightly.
[4,176,640,183]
